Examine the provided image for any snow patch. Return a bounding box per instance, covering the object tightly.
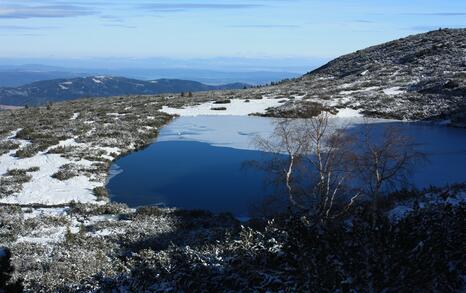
[383,87,405,96]
[333,108,362,118]
[16,226,73,244]
[339,86,379,95]
[388,191,466,222]
[87,214,120,224]
[157,115,276,151]
[338,82,356,89]
[92,228,126,237]
[160,97,283,116]
[0,152,98,205]
[70,112,80,120]
[0,133,108,205]
[22,207,68,220]
[388,206,413,222]
[106,112,124,117]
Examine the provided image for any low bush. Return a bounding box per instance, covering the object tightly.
[135,206,166,217]
[210,107,227,111]
[15,145,38,158]
[105,204,465,292]
[47,146,67,154]
[5,169,27,176]
[213,99,231,104]
[26,166,40,172]
[69,202,129,216]
[0,247,23,292]
[51,169,77,181]
[93,187,108,200]
[0,141,20,156]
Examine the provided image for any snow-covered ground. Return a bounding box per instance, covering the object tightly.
[383,86,406,96]
[334,108,362,118]
[70,112,80,120]
[157,115,276,151]
[157,114,370,151]
[14,206,130,244]
[161,97,284,116]
[0,156,98,205]
[0,132,115,205]
[388,189,466,222]
[160,93,366,120]
[0,105,23,110]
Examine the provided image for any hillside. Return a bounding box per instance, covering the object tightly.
[241,28,465,125]
[0,76,248,106]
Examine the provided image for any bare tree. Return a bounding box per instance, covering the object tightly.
[255,112,425,225]
[351,120,426,225]
[255,112,359,222]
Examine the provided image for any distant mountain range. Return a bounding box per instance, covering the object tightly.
[0,76,249,106]
[0,70,86,87]
[0,64,304,87]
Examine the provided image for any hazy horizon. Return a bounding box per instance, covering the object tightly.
[0,56,328,73]
[0,0,465,64]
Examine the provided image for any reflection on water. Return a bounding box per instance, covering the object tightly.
[107,116,466,217]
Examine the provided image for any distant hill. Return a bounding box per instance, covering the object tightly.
[0,71,87,87]
[0,76,249,106]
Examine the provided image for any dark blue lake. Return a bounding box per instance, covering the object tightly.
[107,140,280,218]
[107,116,466,217]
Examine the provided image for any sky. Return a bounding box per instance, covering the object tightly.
[0,0,465,68]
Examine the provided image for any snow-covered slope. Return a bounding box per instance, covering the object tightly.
[236,28,466,125]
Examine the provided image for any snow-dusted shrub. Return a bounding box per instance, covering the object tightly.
[0,207,24,242]
[83,197,465,292]
[14,145,38,158]
[0,141,20,156]
[0,172,32,197]
[46,145,67,154]
[51,169,77,181]
[213,99,231,104]
[0,247,23,292]
[135,206,166,217]
[4,167,38,177]
[68,202,130,217]
[92,187,108,200]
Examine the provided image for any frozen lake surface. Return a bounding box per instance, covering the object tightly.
[107,116,466,217]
